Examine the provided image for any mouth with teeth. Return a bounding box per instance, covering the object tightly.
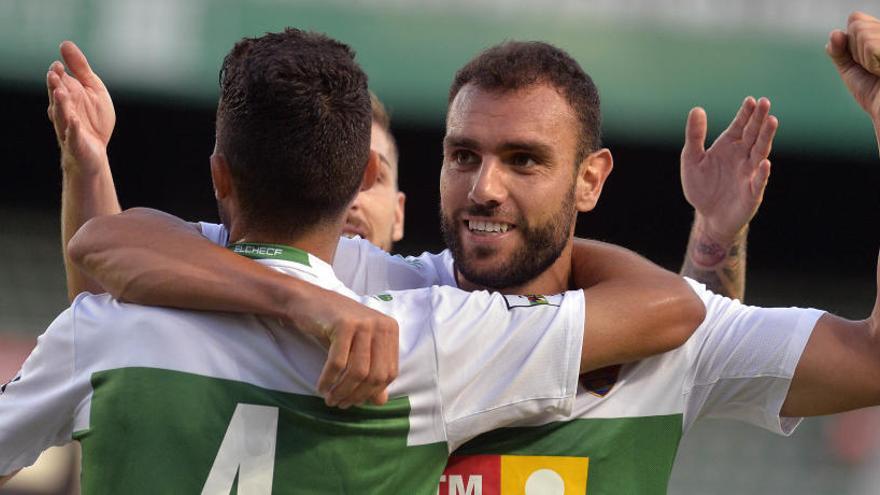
[466,219,514,235]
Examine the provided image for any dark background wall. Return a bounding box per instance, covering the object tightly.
[3,85,877,315]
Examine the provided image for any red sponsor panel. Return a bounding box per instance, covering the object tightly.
[440,455,500,495]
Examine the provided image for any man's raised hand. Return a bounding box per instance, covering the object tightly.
[681,96,778,246]
[46,41,115,174]
[828,12,880,121]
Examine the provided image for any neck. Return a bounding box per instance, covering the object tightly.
[456,240,574,295]
[227,217,344,265]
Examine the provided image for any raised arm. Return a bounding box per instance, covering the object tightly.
[679,96,778,300]
[47,41,120,300]
[570,238,706,372]
[69,208,398,409]
[781,12,880,416]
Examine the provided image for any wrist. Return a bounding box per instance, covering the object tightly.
[689,214,748,268]
[60,152,110,177]
[692,213,748,248]
[270,274,305,327]
[274,276,330,336]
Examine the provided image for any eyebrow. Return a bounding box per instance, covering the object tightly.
[497,140,554,159]
[444,135,554,159]
[443,135,480,151]
[376,152,392,169]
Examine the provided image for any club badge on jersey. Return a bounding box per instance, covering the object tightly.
[579,365,622,398]
[502,294,563,310]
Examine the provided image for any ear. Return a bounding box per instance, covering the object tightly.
[359,151,380,192]
[210,153,233,200]
[575,148,613,212]
[391,191,406,242]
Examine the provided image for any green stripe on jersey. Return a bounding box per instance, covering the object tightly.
[229,242,311,266]
[454,414,683,494]
[73,368,446,494]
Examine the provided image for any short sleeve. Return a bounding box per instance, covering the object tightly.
[332,237,454,294]
[373,287,585,451]
[682,279,824,435]
[198,222,229,246]
[0,303,89,475]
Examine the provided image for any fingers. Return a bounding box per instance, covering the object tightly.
[847,15,880,76]
[60,41,106,90]
[827,29,854,71]
[722,96,757,141]
[369,389,390,406]
[317,320,398,409]
[49,86,71,143]
[848,11,877,24]
[750,114,779,162]
[46,61,66,121]
[46,70,60,122]
[681,107,707,163]
[741,97,771,146]
[317,326,353,401]
[750,159,772,200]
[327,331,371,408]
[339,327,395,408]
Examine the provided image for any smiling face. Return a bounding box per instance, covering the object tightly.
[440,83,584,291]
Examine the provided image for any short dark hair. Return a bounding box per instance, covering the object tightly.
[449,41,601,162]
[216,28,371,237]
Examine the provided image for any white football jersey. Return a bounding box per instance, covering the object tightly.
[0,241,586,494]
[200,224,825,495]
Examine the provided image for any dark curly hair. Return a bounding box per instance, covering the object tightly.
[216,28,371,237]
[449,41,601,163]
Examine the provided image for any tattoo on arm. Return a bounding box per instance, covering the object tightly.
[680,227,747,300]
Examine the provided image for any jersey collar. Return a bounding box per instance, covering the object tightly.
[229,242,310,266]
[228,242,338,284]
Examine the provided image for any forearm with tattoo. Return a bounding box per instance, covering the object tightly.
[680,224,747,300]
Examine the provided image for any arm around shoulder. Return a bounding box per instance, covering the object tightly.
[571,238,706,372]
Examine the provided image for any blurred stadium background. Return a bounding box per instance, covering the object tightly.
[1,0,879,493]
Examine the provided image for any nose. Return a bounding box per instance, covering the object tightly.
[349,191,364,211]
[467,158,507,207]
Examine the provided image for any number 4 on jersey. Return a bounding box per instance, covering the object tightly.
[202,404,279,495]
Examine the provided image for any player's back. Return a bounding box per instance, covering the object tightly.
[2,246,585,494]
[67,293,447,494]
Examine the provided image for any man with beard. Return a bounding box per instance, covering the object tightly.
[52,14,880,493]
[48,31,758,306]
[2,28,710,491]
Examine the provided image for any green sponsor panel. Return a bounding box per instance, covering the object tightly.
[73,367,446,494]
[454,414,684,494]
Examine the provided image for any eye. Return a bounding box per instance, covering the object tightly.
[509,153,537,168]
[450,149,481,167]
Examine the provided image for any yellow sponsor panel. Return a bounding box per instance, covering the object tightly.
[500,455,588,494]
